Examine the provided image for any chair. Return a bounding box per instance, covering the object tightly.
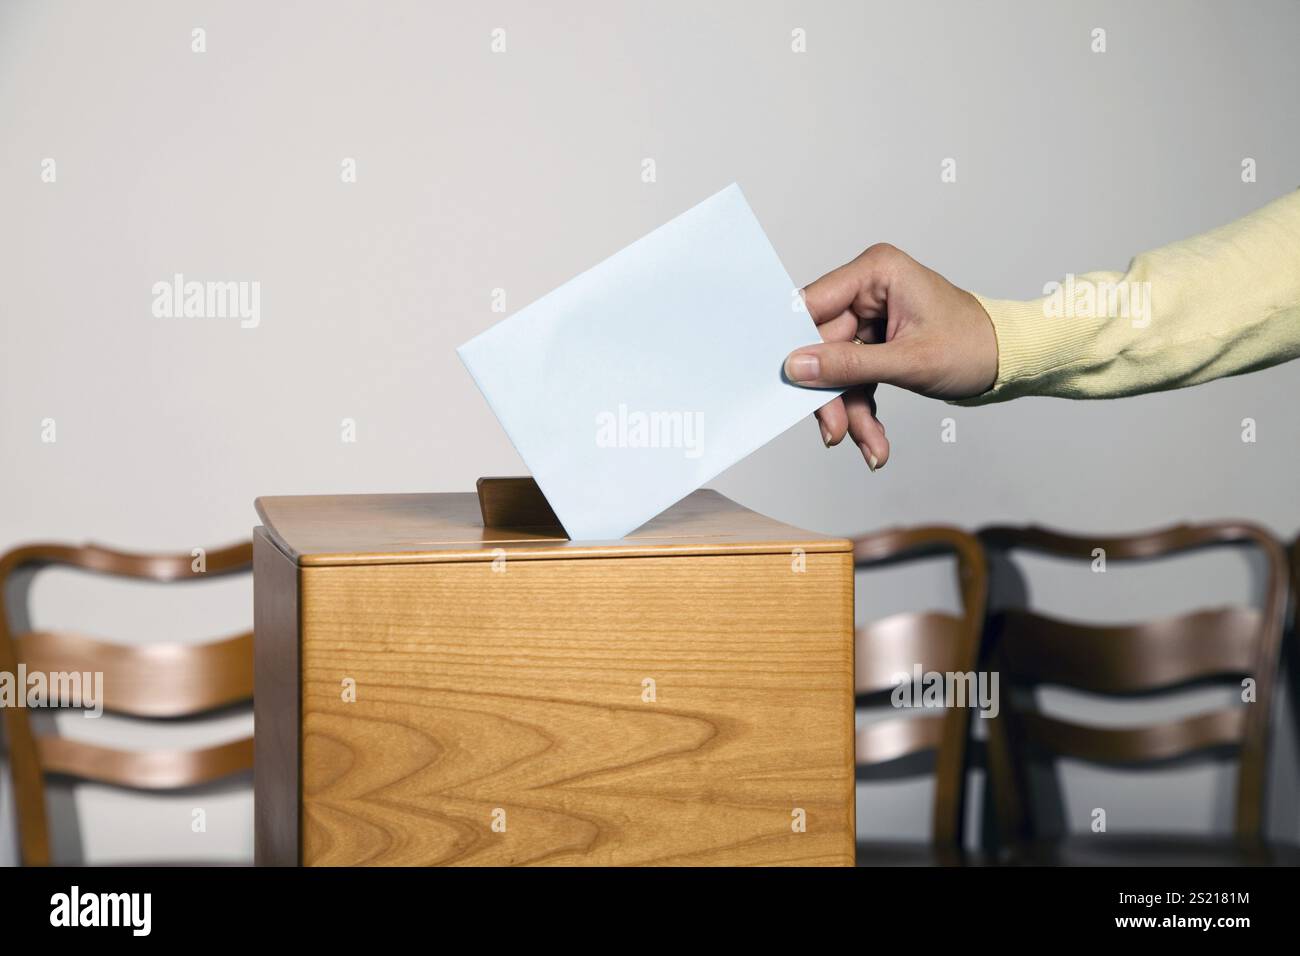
[0,540,254,866]
[852,526,988,865]
[979,522,1299,866]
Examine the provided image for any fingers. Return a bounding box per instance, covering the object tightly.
[800,243,899,324]
[814,308,860,343]
[845,386,889,471]
[802,264,865,325]
[784,339,908,389]
[815,395,848,447]
[797,245,904,465]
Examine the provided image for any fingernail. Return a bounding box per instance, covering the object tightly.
[861,444,879,471]
[820,423,832,448]
[785,353,820,383]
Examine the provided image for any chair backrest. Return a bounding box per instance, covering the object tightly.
[0,540,253,865]
[852,526,987,848]
[977,523,1287,845]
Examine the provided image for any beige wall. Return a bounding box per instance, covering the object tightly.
[2,0,1298,862]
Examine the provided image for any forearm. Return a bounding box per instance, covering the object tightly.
[957,189,1300,403]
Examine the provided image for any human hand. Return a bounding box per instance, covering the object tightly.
[784,243,998,470]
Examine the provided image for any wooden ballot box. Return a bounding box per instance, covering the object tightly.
[253,483,855,866]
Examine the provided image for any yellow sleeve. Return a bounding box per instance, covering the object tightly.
[956,189,1300,404]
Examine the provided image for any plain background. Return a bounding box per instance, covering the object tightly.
[2,0,1298,863]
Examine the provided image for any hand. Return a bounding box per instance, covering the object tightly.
[783,243,998,470]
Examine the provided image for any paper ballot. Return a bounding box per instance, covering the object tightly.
[457,183,838,541]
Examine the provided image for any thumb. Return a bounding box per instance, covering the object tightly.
[784,340,909,389]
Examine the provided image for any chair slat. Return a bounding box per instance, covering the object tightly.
[2,541,253,581]
[1018,708,1245,764]
[979,521,1288,846]
[979,522,1275,561]
[15,630,253,717]
[36,736,253,790]
[0,538,255,865]
[851,526,987,850]
[996,607,1259,693]
[855,611,965,694]
[856,714,947,766]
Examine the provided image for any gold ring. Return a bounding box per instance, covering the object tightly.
[851,336,867,346]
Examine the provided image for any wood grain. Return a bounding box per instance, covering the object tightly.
[297,550,855,866]
[255,489,852,567]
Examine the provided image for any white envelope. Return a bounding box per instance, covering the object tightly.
[458,183,838,541]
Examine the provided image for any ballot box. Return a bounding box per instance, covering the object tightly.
[253,481,855,866]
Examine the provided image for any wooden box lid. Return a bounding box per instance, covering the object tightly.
[254,483,849,568]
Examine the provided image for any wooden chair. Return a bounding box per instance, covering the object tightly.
[852,526,987,865]
[979,522,1299,866]
[0,540,254,865]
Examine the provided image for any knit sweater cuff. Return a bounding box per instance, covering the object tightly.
[951,293,1101,405]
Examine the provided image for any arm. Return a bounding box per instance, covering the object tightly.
[784,189,1300,469]
[961,188,1300,403]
